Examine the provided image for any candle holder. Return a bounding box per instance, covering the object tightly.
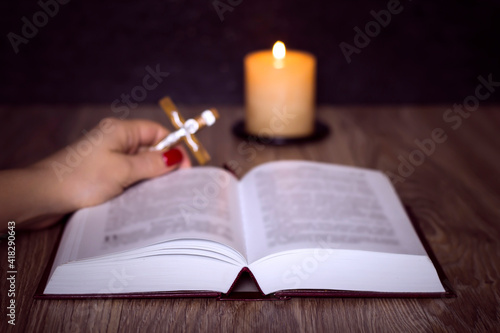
[232,119,330,145]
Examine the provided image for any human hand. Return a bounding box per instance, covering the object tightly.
[0,118,190,231]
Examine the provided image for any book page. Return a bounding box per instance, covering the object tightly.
[71,167,246,261]
[239,161,427,263]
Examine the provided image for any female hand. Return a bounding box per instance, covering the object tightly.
[0,118,190,231]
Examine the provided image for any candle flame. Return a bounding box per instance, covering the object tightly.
[272,41,286,60]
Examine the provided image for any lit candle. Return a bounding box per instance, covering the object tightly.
[244,41,316,138]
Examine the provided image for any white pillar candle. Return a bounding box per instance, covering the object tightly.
[244,41,316,138]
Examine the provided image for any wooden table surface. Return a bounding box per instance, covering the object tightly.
[0,104,499,332]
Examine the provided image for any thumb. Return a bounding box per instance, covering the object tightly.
[123,148,184,185]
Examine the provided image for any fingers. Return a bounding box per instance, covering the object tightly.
[101,118,169,153]
[93,118,193,187]
[121,147,189,187]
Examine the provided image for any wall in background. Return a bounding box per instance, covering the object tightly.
[1,0,499,105]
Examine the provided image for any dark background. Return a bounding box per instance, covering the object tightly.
[1,0,499,105]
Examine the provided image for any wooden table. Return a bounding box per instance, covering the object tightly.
[1,105,499,332]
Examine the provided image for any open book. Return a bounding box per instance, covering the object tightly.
[39,161,449,299]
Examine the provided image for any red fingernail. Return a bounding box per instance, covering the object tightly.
[162,148,183,167]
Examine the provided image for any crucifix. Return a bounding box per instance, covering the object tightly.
[151,97,219,165]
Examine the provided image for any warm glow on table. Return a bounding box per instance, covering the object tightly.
[244,41,316,138]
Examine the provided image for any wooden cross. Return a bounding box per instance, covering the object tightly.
[152,97,219,165]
